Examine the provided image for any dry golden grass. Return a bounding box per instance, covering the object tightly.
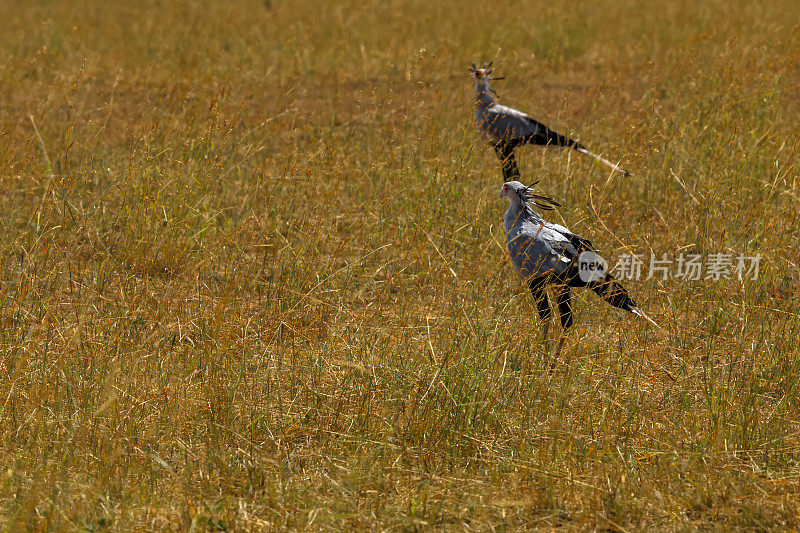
[1,0,799,530]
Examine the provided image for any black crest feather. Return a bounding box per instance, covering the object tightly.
[518,180,562,211]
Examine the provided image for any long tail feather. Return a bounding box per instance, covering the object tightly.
[575,146,631,177]
[629,306,661,329]
[589,274,659,328]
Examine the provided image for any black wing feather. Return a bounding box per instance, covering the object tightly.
[523,117,583,149]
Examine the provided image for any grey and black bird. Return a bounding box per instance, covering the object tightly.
[470,62,631,180]
[500,180,654,357]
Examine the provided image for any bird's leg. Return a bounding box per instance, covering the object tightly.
[548,334,567,373]
[551,285,574,367]
[494,141,520,180]
[553,335,567,360]
[528,276,552,358]
[542,319,551,354]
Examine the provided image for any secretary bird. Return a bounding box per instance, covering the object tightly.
[500,180,655,358]
[470,62,631,180]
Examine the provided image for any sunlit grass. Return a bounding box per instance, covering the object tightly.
[1,0,799,529]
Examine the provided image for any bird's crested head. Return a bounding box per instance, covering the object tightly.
[468,61,504,82]
[501,181,561,211]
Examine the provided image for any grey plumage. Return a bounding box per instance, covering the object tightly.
[470,62,631,179]
[502,181,595,285]
[500,181,656,354]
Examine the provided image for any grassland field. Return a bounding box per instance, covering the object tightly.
[1,0,800,530]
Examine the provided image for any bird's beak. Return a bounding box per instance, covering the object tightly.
[500,188,507,198]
